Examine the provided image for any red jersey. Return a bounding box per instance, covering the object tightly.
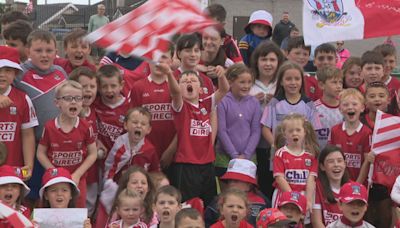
[273,146,318,192]
[385,75,400,99]
[314,180,342,226]
[94,96,131,151]
[39,117,96,174]
[54,57,96,74]
[173,68,215,99]
[304,74,322,101]
[104,133,160,182]
[223,34,243,63]
[329,122,371,181]
[82,107,99,184]
[0,86,38,166]
[210,220,252,228]
[0,205,31,228]
[173,95,215,164]
[130,76,176,158]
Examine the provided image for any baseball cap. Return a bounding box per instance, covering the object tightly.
[277,191,307,214]
[339,182,368,204]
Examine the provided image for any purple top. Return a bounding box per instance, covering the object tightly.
[217,92,261,159]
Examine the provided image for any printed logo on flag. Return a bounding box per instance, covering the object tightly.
[307,0,349,27]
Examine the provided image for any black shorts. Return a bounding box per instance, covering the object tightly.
[168,162,216,207]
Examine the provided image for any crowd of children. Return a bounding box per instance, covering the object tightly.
[2,3,400,228]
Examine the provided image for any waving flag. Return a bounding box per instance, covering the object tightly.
[0,202,34,227]
[370,110,400,189]
[86,0,215,61]
[303,0,400,45]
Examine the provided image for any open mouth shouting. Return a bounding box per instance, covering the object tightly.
[231,215,238,222]
[187,85,193,93]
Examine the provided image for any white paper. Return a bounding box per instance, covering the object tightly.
[33,208,87,228]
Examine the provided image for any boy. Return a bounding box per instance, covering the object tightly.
[239,10,273,66]
[175,208,205,228]
[162,61,229,206]
[286,36,311,69]
[104,107,160,182]
[358,51,385,93]
[94,64,132,154]
[153,185,182,228]
[0,11,28,35]
[373,43,400,98]
[131,49,177,165]
[36,80,97,208]
[329,88,371,181]
[204,4,243,63]
[54,28,96,74]
[327,182,374,228]
[314,66,344,149]
[277,191,307,226]
[0,46,38,179]
[2,20,32,62]
[256,208,293,228]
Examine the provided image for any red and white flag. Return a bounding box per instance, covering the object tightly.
[0,201,34,227]
[24,0,33,15]
[370,110,400,189]
[85,0,215,61]
[303,0,400,45]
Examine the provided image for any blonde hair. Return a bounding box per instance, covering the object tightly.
[218,188,248,220]
[316,66,343,83]
[55,80,83,98]
[115,188,144,209]
[339,88,365,105]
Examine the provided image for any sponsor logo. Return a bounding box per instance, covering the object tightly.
[285,169,309,184]
[52,150,83,166]
[189,119,211,137]
[143,103,173,121]
[0,122,17,141]
[344,153,361,168]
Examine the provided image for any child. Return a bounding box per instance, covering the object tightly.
[175,208,205,228]
[314,66,344,149]
[326,182,374,228]
[0,165,31,225]
[36,80,97,208]
[149,172,170,190]
[329,88,371,182]
[256,208,293,228]
[307,43,338,101]
[108,189,148,228]
[98,166,156,227]
[152,185,182,228]
[249,42,285,198]
[239,10,273,66]
[342,57,362,89]
[0,46,38,178]
[216,64,261,172]
[94,64,132,153]
[261,61,321,149]
[312,145,350,227]
[131,49,176,163]
[54,28,96,74]
[358,51,385,93]
[286,36,311,70]
[104,107,160,183]
[210,188,252,228]
[0,10,28,34]
[205,159,270,227]
[373,43,400,98]
[2,20,32,62]
[162,56,229,206]
[277,191,307,226]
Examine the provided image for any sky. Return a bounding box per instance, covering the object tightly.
[0,0,103,4]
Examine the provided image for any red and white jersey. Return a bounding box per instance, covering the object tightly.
[304,73,322,101]
[314,180,342,226]
[104,133,160,182]
[329,122,372,181]
[173,95,215,164]
[39,117,96,174]
[82,106,98,137]
[385,75,400,99]
[131,76,176,158]
[94,96,131,151]
[326,219,375,228]
[0,86,38,166]
[0,204,31,228]
[81,106,99,184]
[107,219,148,228]
[314,99,343,149]
[173,68,215,99]
[273,146,318,192]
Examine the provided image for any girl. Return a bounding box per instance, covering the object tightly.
[311,145,350,227]
[248,41,285,199]
[0,165,31,225]
[215,64,261,174]
[210,188,252,228]
[38,167,91,227]
[96,166,156,228]
[107,189,147,228]
[342,57,362,89]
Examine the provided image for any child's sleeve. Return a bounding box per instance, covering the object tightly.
[84,124,96,146]
[21,94,38,129]
[39,124,50,146]
[260,99,276,129]
[273,150,285,177]
[310,155,318,177]
[242,99,262,159]
[217,100,239,158]
[238,35,250,66]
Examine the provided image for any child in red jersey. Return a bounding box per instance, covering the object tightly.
[0,46,38,178]
[312,145,350,227]
[36,80,97,208]
[358,51,385,94]
[152,185,182,228]
[277,191,307,227]
[0,165,31,227]
[329,88,371,182]
[373,44,400,98]
[104,107,160,182]
[162,61,229,207]
[210,188,252,228]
